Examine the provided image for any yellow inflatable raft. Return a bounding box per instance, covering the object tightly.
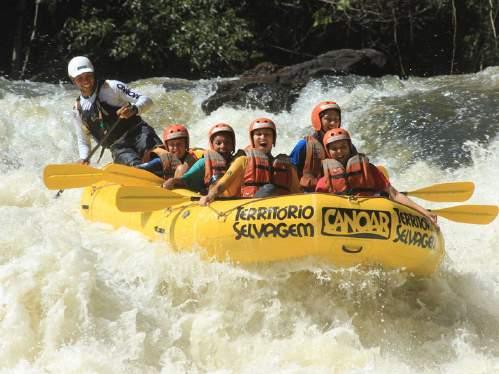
[80,183,444,276]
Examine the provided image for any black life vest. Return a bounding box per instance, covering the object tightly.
[75,80,142,147]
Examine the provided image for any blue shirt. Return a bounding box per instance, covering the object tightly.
[180,158,206,192]
[289,139,307,172]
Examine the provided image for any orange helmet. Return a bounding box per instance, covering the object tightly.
[323,128,351,156]
[208,122,236,150]
[311,101,341,131]
[163,124,189,148]
[249,117,276,146]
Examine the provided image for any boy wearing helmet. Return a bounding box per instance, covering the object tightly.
[139,124,199,179]
[67,56,161,165]
[317,128,438,225]
[163,123,237,193]
[289,101,342,191]
[199,118,300,205]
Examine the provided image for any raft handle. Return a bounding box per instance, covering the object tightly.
[342,245,363,254]
[154,226,165,234]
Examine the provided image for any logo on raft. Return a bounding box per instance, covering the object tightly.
[321,207,391,239]
[393,208,436,249]
[233,205,315,240]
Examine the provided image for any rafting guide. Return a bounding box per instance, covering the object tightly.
[68,56,162,166]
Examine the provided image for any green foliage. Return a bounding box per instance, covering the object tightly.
[312,8,332,28]
[62,0,253,76]
[3,0,498,80]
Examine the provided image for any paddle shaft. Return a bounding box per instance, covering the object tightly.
[85,117,123,162]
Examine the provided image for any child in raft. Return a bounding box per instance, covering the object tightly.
[199,117,301,205]
[138,124,198,178]
[289,101,344,191]
[316,128,438,226]
[162,122,237,195]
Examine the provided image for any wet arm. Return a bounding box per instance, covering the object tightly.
[107,80,153,115]
[71,111,91,162]
[164,158,206,191]
[199,157,246,205]
[289,167,302,193]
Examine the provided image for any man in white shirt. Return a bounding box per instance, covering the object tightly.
[68,56,161,166]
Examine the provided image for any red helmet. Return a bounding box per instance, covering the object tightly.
[249,117,276,146]
[163,124,189,148]
[323,128,351,156]
[208,123,236,150]
[311,101,341,131]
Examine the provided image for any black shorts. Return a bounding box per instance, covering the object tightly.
[110,122,162,166]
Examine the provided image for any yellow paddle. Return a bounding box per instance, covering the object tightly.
[115,186,498,225]
[429,205,498,225]
[43,163,163,190]
[45,163,476,204]
[43,164,105,189]
[402,181,474,202]
[376,166,474,202]
[103,164,164,186]
[116,186,194,212]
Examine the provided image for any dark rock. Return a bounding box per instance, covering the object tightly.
[161,78,197,91]
[201,48,387,114]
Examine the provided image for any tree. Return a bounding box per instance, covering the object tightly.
[62,0,254,78]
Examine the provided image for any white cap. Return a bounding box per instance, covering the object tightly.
[68,56,94,78]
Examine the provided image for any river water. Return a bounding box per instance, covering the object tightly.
[0,69,498,373]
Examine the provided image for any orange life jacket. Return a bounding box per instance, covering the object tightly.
[148,146,198,179]
[241,149,293,198]
[203,150,229,186]
[300,135,326,190]
[321,154,380,196]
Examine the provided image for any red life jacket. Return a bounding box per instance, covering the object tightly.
[203,150,229,186]
[241,149,293,198]
[321,154,380,196]
[148,146,198,179]
[300,135,326,191]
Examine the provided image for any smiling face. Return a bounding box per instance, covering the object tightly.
[252,128,274,153]
[320,109,341,132]
[326,139,352,166]
[72,72,96,97]
[166,138,187,159]
[211,133,234,156]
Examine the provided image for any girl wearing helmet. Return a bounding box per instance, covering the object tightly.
[289,101,343,191]
[162,123,237,193]
[67,56,161,166]
[199,118,301,206]
[316,129,438,226]
[139,124,198,179]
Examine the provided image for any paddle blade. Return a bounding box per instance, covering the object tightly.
[406,182,475,202]
[103,164,164,186]
[431,205,498,225]
[116,186,190,212]
[43,164,104,189]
